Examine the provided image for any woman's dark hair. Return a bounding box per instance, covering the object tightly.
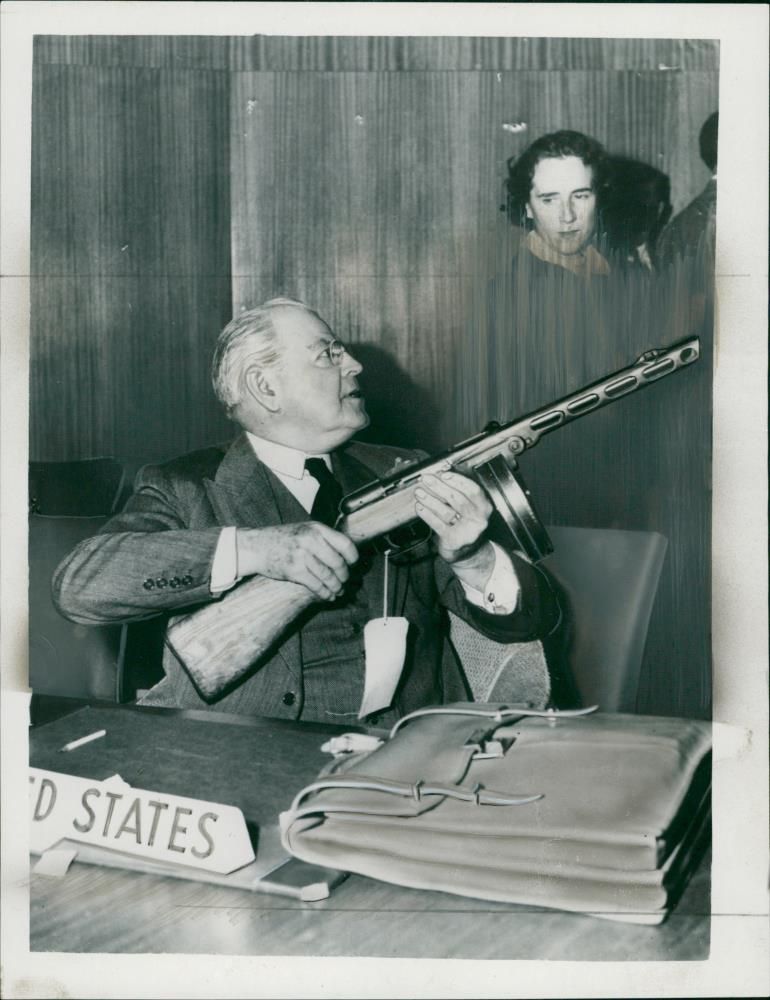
[503,130,611,227]
[602,157,672,258]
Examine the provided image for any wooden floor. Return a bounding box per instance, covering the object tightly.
[31,848,710,960]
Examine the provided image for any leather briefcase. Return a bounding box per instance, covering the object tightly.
[280,705,711,923]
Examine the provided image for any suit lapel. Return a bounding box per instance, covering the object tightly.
[332,445,380,498]
[204,434,285,528]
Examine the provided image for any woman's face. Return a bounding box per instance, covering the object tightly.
[526,155,597,256]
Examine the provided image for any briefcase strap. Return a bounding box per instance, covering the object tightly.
[289,774,543,814]
[287,705,597,819]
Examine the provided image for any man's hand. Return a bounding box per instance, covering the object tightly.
[415,470,512,597]
[415,471,494,565]
[236,523,359,602]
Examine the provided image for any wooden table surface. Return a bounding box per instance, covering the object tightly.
[29,703,711,960]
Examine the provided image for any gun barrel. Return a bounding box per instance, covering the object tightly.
[494,336,700,455]
[338,336,699,539]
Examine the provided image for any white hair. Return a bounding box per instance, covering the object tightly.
[211,297,321,416]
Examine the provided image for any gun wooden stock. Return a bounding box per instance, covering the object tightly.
[166,578,315,701]
[166,336,700,702]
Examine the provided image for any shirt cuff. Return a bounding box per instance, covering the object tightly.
[459,541,521,615]
[209,526,239,594]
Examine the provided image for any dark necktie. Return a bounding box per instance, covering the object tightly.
[305,457,343,527]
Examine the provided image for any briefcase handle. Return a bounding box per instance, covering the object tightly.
[389,703,598,738]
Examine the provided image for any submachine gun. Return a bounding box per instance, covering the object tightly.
[167,336,700,701]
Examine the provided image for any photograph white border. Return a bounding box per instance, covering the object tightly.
[2,3,768,997]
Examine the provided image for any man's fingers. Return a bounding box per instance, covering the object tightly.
[305,552,345,600]
[275,524,356,599]
[437,471,487,506]
[415,487,457,524]
[415,471,492,565]
[312,523,359,565]
[414,500,445,534]
[419,472,488,517]
[304,576,337,601]
[307,547,348,588]
[303,532,352,584]
[296,556,337,601]
[239,524,357,594]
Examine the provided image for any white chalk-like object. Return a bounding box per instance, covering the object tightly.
[60,729,107,753]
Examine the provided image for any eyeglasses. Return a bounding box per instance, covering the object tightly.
[318,339,349,366]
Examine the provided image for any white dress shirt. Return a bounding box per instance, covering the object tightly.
[210,433,520,614]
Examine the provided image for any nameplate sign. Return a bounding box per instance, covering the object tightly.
[29,768,255,875]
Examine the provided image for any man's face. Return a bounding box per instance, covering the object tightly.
[267,307,369,452]
[526,155,597,256]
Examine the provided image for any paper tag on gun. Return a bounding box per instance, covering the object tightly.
[358,617,409,719]
[358,548,409,719]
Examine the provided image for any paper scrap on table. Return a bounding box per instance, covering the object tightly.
[33,847,78,877]
[102,773,132,789]
[359,617,409,718]
[320,733,384,755]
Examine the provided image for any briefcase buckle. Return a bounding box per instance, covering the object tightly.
[464,727,516,760]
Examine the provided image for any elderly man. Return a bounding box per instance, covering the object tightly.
[53,298,562,724]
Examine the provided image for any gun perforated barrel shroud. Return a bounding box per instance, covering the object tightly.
[336,337,700,544]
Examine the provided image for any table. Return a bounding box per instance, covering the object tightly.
[29,703,710,960]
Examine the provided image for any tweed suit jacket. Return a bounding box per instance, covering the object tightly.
[53,434,561,721]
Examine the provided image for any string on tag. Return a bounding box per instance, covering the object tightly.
[383,549,391,622]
